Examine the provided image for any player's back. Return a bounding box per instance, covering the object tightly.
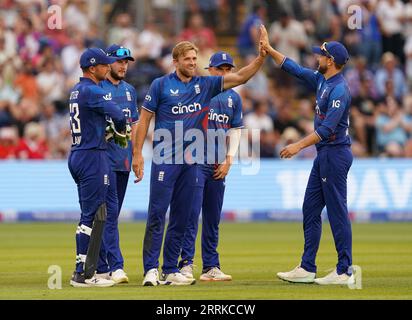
[69,77,110,151]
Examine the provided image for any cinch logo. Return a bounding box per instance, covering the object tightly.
[172,102,202,114]
[209,109,229,124]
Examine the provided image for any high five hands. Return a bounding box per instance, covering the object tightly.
[259,24,270,56]
[259,24,269,57]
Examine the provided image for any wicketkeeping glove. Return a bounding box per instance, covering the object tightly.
[105,118,131,149]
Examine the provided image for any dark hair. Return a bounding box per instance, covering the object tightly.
[334,62,344,70]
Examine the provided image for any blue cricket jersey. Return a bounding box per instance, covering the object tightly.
[281,58,351,150]
[142,72,223,164]
[206,89,243,164]
[68,77,126,151]
[100,79,139,172]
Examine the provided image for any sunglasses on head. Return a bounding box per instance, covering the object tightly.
[109,48,131,58]
[320,42,334,61]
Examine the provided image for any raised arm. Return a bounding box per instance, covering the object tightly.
[223,25,267,90]
[259,24,321,92]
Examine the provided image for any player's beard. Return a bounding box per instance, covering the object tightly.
[317,64,327,74]
[110,70,125,81]
[178,65,196,78]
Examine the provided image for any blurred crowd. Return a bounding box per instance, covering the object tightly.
[1,0,412,160]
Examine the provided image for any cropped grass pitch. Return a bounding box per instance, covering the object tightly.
[0,222,411,299]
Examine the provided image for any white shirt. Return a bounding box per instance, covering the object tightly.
[269,20,308,64]
[377,0,404,35]
[244,112,274,132]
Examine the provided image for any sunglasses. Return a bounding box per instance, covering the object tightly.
[109,48,131,58]
[320,42,334,61]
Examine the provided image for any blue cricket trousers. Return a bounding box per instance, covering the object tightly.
[143,163,202,274]
[301,145,353,275]
[68,149,110,273]
[180,164,225,271]
[98,171,130,273]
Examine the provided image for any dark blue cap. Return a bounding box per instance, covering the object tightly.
[206,51,235,69]
[106,44,135,61]
[312,41,349,65]
[80,48,117,68]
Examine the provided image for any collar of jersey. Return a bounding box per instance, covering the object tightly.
[80,77,97,84]
[172,71,196,84]
[325,72,343,84]
[103,78,123,87]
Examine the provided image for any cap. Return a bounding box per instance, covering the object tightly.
[80,48,117,68]
[106,44,135,61]
[312,41,349,65]
[206,51,235,69]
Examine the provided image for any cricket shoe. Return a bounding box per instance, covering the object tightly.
[180,264,195,279]
[314,269,355,285]
[111,269,129,284]
[95,272,111,280]
[199,267,232,281]
[161,272,196,285]
[142,268,160,286]
[70,272,115,287]
[277,266,315,283]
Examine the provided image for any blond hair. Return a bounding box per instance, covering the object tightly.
[172,41,198,60]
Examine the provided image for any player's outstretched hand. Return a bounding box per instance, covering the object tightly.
[259,24,270,53]
[280,143,301,159]
[133,153,144,183]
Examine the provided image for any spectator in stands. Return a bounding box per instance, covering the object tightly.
[375,97,409,157]
[0,126,18,159]
[0,66,20,127]
[136,17,165,62]
[237,2,266,59]
[345,56,378,100]
[61,33,85,89]
[107,13,139,52]
[64,0,90,33]
[15,122,49,159]
[273,102,298,136]
[375,52,407,100]
[244,100,274,132]
[179,13,216,50]
[357,0,382,69]
[14,61,39,102]
[36,58,65,104]
[351,75,378,155]
[269,10,308,64]
[186,0,218,29]
[238,54,269,102]
[295,99,315,136]
[15,16,41,62]
[376,0,405,63]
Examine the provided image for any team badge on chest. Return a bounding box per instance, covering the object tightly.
[194,84,200,94]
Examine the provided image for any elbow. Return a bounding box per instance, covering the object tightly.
[315,126,333,141]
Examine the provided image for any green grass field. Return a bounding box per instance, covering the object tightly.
[0,222,411,300]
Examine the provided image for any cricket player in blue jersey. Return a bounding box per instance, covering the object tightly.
[94,45,138,284]
[260,25,355,285]
[178,52,243,282]
[68,48,127,287]
[133,38,267,286]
